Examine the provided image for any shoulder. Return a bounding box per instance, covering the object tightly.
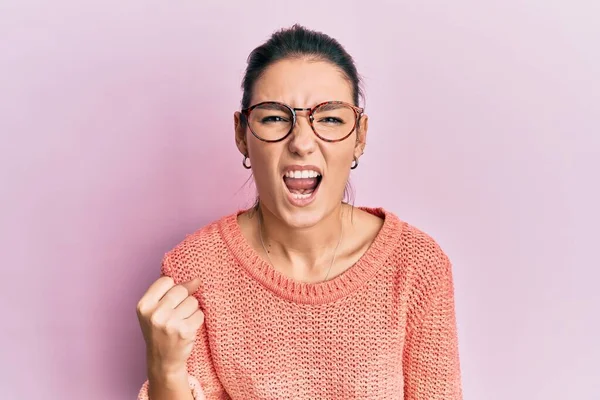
[399,221,450,269]
[160,211,238,283]
[384,213,457,321]
[378,208,453,288]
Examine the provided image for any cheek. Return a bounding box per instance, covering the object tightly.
[248,140,281,180]
[324,144,355,169]
[322,147,354,189]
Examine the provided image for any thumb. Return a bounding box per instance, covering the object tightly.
[180,277,201,295]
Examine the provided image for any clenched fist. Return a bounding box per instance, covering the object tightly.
[136,276,204,377]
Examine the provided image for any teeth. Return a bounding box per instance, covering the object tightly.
[292,193,313,200]
[285,170,321,179]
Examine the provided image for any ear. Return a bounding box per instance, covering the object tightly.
[234,111,249,156]
[353,114,368,160]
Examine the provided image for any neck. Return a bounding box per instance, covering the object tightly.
[257,203,348,275]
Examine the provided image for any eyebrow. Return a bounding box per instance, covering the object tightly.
[255,103,288,111]
[315,102,346,112]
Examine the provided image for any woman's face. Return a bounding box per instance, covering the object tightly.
[234,58,368,228]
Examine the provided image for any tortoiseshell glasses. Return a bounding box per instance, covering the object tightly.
[241,101,364,143]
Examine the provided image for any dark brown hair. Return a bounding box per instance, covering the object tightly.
[241,24,364,111]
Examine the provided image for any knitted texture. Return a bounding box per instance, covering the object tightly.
[138,207,462,399]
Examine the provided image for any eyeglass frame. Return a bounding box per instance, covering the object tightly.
[240,100,365,143]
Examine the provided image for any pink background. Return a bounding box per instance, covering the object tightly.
[1,1,598,399]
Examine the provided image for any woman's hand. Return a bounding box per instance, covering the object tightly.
[136,276,204,378]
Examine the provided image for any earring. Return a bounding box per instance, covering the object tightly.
[351,157,359,170]
[242,155,252,169]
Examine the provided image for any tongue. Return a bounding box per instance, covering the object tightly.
[284,177,318,193]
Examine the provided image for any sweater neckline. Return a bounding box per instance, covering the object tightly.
[218,207,403,305]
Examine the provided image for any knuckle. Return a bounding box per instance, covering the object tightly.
[149,313,164,327]
[164,319,181,335]
[172,285,188,297]
[136,301,147,316]
[160,276,175,286]
[193,312,204,328]
[178,326,194,340]
[164,286,184,301]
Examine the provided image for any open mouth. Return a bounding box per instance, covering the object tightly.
[283,169,323,203]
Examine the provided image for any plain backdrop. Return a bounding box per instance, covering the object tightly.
[1,1,598,399]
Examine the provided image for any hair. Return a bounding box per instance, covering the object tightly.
[240,24,364,210]
[241,24,364,111]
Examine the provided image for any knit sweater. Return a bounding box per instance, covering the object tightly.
[138,207,463,399]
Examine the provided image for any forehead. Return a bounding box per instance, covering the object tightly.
[250,58,354,107]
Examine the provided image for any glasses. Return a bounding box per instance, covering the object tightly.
[241,101,364,143]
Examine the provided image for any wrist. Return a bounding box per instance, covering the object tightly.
[147,365,193,400]
[147,362,188,384]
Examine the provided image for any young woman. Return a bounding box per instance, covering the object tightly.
[137,24,463,400]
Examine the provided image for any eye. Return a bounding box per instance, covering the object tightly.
[318,117,344,124]
[261,115,289,123]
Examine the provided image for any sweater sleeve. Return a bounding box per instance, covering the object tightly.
[137,253,229,400]
[137,374,206,400]
[403,252,463,399]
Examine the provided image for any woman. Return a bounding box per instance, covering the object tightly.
[136,24,462,400]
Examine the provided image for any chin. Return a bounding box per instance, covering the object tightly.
[279,206,327,229]
[278,194,342,230]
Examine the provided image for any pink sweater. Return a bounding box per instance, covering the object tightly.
[138,207,463,399]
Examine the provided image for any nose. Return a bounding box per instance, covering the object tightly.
[287,109,317,156]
